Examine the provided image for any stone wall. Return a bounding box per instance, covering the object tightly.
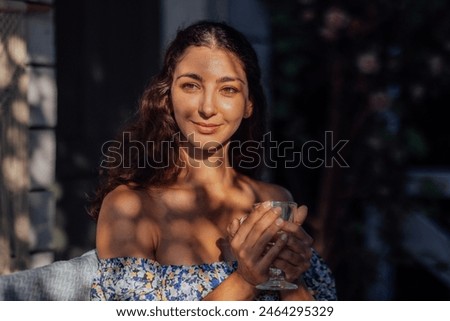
[0,0,56,273]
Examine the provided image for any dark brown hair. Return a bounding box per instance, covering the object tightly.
[88,21,267,220]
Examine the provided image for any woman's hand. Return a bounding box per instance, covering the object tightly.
[227,201,288,286]
[273,205,313,283]
[227,203,313,285]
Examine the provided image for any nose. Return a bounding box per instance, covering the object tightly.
[198,90,217,118]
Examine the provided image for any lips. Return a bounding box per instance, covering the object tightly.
[192,121,221,134]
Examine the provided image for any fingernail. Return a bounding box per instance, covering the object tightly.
[280,233,288,241]
[273,207,282,215]
[262,201,272,209]
[275,217,284,226]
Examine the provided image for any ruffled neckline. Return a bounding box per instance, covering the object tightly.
[97,256,237,269]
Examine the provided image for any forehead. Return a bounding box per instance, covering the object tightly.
[174,46,246,78]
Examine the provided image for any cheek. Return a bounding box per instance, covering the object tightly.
[171,94,197,118]
[220,97,247,120]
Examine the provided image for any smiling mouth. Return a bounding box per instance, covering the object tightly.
[192,121,221,134]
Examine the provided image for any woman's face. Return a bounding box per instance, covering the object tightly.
[170,46,253,151]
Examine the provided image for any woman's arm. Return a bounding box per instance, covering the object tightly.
[202,272,259,300]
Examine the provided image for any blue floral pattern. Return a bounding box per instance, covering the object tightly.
[90,248,336,301]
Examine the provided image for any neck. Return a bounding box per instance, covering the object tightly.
[177,141,237,187]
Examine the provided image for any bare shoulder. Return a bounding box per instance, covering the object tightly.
[96,185,159,259]
[99,185,148,220]
[243,176,293,202]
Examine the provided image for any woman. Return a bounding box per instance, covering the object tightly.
[89,21,336,301]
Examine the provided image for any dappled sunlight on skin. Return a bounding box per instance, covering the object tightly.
[192,216,228,263]
[157,219,226,265]
[160,185,200,214]
[134,216,159,258]
[98,188,153,259]
[172,178,255,218]
[162,242,199,264]
[151,181,258,266]
[161,218,195,263]
[164,216,219,264]
[167,218,192,237]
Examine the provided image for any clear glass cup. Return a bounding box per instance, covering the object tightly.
[254,201,298,291]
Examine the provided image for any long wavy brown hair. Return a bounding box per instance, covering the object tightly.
[88,21,267,220]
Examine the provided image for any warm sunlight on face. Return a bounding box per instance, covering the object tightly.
[171,46,253,151]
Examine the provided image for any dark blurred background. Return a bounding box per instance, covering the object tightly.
[2,0,448,300]
[54,0,450,300]
[262,0,450,300]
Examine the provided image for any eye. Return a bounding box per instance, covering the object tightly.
[181,82,200,92]
[221,86,239,96]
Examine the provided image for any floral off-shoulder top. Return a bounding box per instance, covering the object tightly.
[90,248,336,301]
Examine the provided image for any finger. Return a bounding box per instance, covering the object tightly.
[227,218,240,239]
[293,205,308,225]
[239,215,248,225]
[232,202,281,247]
[277,244,313,265]
[259,232,288,267]
[273,244,313,271]
[285,233,313,254]
[243,206,283,249]
[232,201,272,242]
[273,257,311,281]
[232,207,284,263]
[280,221,313,244]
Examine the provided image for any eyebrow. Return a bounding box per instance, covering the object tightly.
[176,73,246,85]
[176,73,203,81]
[218,76,246,85]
